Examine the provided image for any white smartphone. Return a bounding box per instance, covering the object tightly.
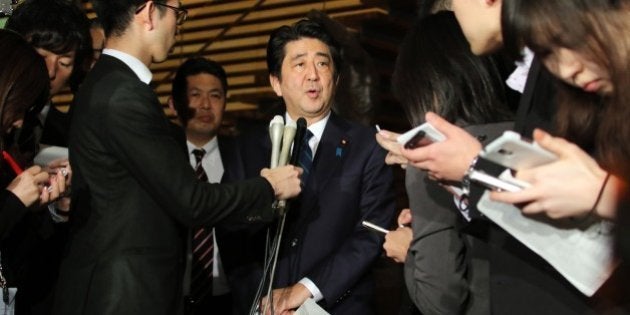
[468,169,528,192]
[480,131,557,171]
[361,221,389,234]
[397,122,446,149]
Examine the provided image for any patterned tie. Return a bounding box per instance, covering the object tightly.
[299,130,314,186]
[191,149,213,301]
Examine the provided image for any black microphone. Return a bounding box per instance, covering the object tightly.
[289,117,307,166]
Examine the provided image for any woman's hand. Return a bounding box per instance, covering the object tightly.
[375,129,408,167]
[400,112,481,182]
[490,129,616,219]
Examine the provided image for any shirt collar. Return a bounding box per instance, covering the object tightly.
[284,111,331,142]
[102,48,153,84]
[505,47,534,93]
[186,137,219,156]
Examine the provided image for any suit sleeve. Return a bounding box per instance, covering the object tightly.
[404,167,469,314]
[306,136,395,306]
[102,82,274,227]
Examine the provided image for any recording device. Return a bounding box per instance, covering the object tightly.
[397,122,446,148]
[268,115,284,169]
[278,120,297,167]
[289,118,307,166]
[480,131,557,171]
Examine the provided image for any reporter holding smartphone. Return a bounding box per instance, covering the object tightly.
[376,11,513,314]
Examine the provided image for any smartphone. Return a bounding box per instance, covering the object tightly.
[404,130,434,149]
[468,169,526,192]
[481,131,557,171]
[362,221,389,234]
[397,122,446,148]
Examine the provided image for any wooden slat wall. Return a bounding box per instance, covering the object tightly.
[54,0,389,120]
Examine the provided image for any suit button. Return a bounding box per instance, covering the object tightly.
[290,238,298,247]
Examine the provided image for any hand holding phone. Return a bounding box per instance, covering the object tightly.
[397,122,446,149]
[481,131,557,170]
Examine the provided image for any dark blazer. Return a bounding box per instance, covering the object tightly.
[52,55,276,315]
[404,122,511,315]
[231,113,396,314]
[467,58,594,314]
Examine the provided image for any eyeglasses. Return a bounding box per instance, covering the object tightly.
[136,1,188,26]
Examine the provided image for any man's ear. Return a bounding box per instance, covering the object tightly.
[269,74,283,97]
[136,1,156,31]
[167,96,177,115]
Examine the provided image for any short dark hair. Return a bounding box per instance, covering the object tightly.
[266,19,342,80]
[6,0,91,93]
[91,0,168,38]
[0,30,49,146]
[6,0,90,56]
[392,11,512,126]
[171,57,228,126]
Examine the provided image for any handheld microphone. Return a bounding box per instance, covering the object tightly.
[268,115,284,169]
[277,118,306,210]
[278,120,297,167]
[289,118,308,166]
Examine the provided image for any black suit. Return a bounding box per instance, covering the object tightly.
[53,55,276,315]
[228,113,396,314]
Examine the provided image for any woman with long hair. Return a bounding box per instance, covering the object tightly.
[491,0,630,220]
[0,29,64,239]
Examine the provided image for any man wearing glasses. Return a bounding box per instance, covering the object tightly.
[52,1,302,314]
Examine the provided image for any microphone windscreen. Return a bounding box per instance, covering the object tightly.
[278,120,297,166]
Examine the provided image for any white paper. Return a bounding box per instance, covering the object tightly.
[295,298,330,315]
[477,191,618,296]
[33,145,68,166]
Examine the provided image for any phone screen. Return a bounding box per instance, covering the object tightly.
[404,130,433,149]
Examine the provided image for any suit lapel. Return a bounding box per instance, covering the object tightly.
[514,57,542,132]
[299,113,349,207]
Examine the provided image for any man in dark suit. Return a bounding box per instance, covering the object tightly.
[169,57,240,314]
[52,1,301,314]
[236,19,396,314]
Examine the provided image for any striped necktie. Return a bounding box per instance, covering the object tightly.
[299,130,314,186]
[191,149,213,302]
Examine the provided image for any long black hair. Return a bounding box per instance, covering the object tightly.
[392,11,512,127]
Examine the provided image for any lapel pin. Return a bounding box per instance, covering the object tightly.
[336,139,347,157]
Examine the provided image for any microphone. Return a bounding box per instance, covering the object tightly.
[277,118,306,211]
[277,120,297,167]
[289,118,308,166]
[268,115,284,169]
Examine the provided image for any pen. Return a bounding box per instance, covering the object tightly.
[362,220,389,234]
[2,151,23,175]
[375,124,382,133]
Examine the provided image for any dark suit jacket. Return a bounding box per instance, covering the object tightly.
[52,55,276,315]
[404,122,511,315]
[230,113,396,314]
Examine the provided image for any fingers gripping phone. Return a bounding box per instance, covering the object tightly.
[480,131,557,171]
[397,122,446,149]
